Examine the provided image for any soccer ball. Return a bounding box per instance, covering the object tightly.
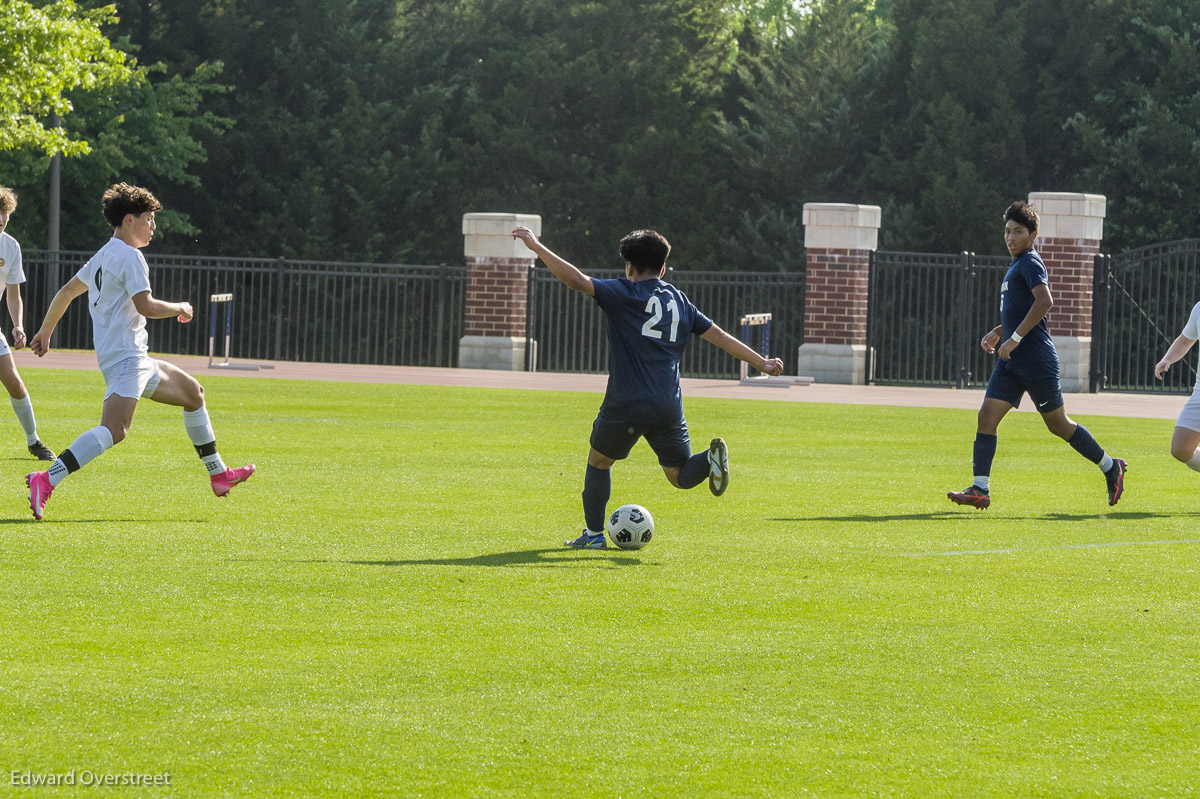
[606,504,654,550]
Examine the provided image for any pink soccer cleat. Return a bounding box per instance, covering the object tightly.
[211,464,256,497]
[26,471,53,520]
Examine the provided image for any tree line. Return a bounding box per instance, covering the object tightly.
[2,0,1198,271]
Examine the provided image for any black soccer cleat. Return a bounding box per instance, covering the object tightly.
[28,440,56,461]
[1106,458,1127,507]
[948,485,991,510]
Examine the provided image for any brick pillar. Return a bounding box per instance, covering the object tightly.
[796,203,881,384]
[458,212,541,370]
[1028,192,1105,392]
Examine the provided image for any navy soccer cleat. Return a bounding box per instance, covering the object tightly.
[1106,458,1127,506]
[27,440,56,461]
[564,531,607,549]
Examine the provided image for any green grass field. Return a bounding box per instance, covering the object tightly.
[2,368,1197,797]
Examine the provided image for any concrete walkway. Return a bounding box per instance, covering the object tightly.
[13,350,1184,420]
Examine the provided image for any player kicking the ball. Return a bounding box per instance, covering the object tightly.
[25,183,254,520]
[512,224,783,549]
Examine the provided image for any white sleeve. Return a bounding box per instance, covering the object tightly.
[7,241,23,285]
[118,250,153,297]
[1184,302,1200,340]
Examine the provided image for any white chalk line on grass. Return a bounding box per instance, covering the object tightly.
[902,538,1200,557]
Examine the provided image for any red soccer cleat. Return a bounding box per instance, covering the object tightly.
[948,485,991,510]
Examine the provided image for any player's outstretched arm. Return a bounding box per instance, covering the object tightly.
[1156,334,1198,379]
[700,324,784,376]
[30,276,88,357]
[511,226,594,295]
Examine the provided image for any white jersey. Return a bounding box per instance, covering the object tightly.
[1183,301,1200,393]
[0,231,26,286]
[76,237,153,371]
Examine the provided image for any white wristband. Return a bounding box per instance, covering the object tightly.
[1010,331,1023,343]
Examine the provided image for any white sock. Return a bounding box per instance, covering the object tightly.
[48,426,113,487]
[10,394,38,445]
[973,476,990,492]
[182,406,226,476]
[1099,454,1114,472]
[1187,450,1200,473]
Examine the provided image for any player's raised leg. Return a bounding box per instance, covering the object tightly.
[149,360,255,496]
[1042,405,1126,506]
[1170,426,1200,471]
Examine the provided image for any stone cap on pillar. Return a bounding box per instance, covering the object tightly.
[463,212,543,259]
[802,203,882,250]
[1028,192,1106,241]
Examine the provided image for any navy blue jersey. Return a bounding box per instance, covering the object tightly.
[591,277,714,423]
[1000,249,1057,365]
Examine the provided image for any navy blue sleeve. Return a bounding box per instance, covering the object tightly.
[1019,256,1048,289]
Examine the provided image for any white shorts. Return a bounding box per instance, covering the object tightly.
[0,330,10,358]
[102,355,162,400]
[1177,389,1200,433]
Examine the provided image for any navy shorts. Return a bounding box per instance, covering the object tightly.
[590,410,693,468]
[985,357,1064,413]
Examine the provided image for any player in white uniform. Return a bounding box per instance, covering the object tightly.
[25,183,254,520]
[1155,301,1200,470]
[0,186,55,461]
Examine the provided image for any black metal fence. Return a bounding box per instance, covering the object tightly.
[525,267,806,378]
[866,251,1009,388]
[24,251,469,367]
[23,251,804,378]
[1092,240,1200,393]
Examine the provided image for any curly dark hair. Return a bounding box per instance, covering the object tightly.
[102,183,162,228]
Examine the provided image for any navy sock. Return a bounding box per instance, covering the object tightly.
[677,452,709,489]
[1068,425,1105,465]
[582,464,611,533]
[973,433,997,481]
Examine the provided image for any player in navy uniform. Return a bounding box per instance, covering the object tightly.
[948,201,1125,509]
[511,225,784,548]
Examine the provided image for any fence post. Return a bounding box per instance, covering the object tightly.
[274,256,287,361]
[459,213,540,370]
[797,202,881,384]
[435,264,448,367]
[1089,253,1109,392]
[956,251,972,389]
[1028,192,1106,392]
[524,263,537,372]
[864,250,875,384]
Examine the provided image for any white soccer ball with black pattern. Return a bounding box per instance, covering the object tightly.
[606,504,654,550]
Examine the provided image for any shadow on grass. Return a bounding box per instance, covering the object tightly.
[770,510,1188,523]
[299,548,649,569]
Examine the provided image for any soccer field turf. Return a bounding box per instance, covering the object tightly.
[2,369,1197,797]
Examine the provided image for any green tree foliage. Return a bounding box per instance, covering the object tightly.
[130,0,744,267]
[0,61,230,249]
[717,0,891,269]
[27,0,1200,266]
[1062,3,1200,251]
[0,0,133,155]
